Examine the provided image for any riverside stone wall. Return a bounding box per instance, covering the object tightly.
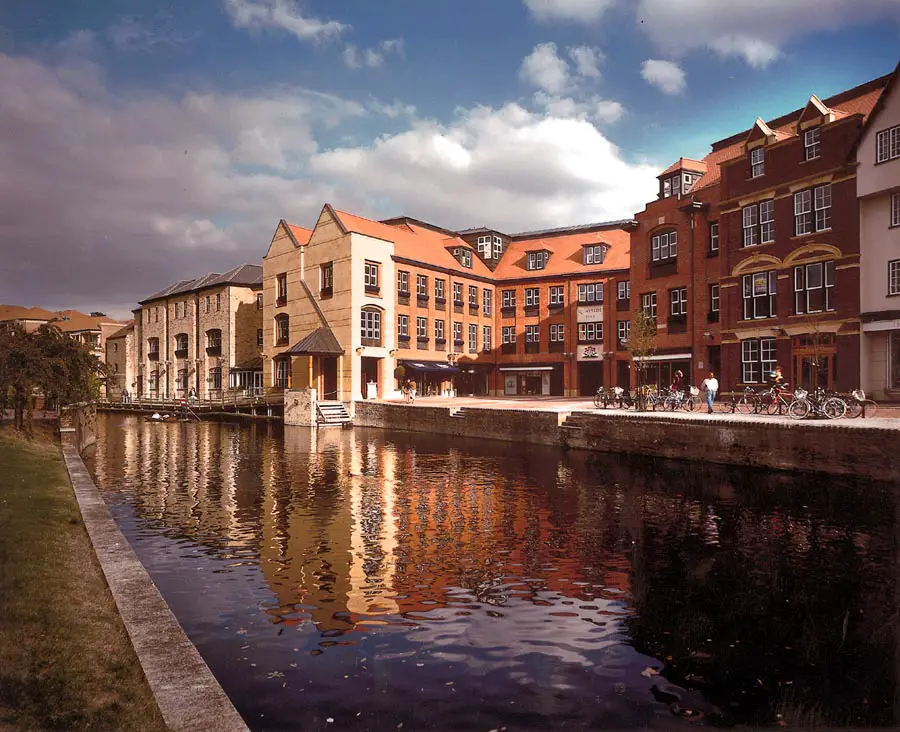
[354,402,900,481]
[59,403,97,454]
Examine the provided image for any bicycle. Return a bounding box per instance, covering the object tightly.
[760,383,793,416]
[789,387,846,420]
[664,387,698,412]
[735,386,763,415]
[844,389,879,419]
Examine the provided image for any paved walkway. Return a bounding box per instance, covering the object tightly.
[378,395,900,426]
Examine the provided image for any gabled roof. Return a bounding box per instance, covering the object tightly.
[284,326,344,356]
[286,223,312,245]
[659,157,707,177]
[797,94,836,126]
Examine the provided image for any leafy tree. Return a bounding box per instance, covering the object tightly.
[627,309,658,410]
[0,323,107,432]
[89,311,107,317]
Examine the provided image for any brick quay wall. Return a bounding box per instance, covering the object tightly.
[354,402,900,482]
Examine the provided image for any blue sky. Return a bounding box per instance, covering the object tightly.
[0,0,898,315]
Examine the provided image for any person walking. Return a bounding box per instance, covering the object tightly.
[701,372,719,414]
[409,379,418,403]
[121,388,129,404]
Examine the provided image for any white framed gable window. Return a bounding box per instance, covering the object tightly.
[876,125,900,163]
[584,245,605,265]
[750,147,765,178]
[492,235,503,259]
[527,251,548,271]
[804,127,821,160]
[476,235,490,258]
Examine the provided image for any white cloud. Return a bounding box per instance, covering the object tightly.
[310,102,657,232]
[224,0,348,43]
[592,99,625,123]
[523,0,615,23]
[0,37,652,316]
[519,42,570,95]
[107,14,197,52]
[532,92,624,125]
[568,45,604,79]
[641,59,686,95]
[635,0,900,67]
[343,38,404,69]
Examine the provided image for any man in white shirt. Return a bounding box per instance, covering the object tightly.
[701,372,719,414]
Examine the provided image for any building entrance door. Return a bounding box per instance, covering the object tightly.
[792,334,836,391]
[321,357,338,400]
[616,360,630,389]
[361,357,379,399]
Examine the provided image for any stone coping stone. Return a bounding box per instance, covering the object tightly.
[60,441,250,732]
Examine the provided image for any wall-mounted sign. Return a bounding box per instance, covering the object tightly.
[577,345,603,362]
[576,305,604,323]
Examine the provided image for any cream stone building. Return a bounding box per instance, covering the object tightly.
[105,322,135,399]
[261,206,501,408]
[133,264,263,400]
[857,64,900,400]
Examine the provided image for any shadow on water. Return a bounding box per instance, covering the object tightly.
[84,414,898,731]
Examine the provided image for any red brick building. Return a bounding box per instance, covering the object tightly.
[630,73,890,393]
[717,77,888,393]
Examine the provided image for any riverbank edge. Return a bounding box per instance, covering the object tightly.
[59,427,250,732]
[354,402,900,482]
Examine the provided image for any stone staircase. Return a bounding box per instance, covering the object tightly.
[316,401,352,426]
[559,411,586,434]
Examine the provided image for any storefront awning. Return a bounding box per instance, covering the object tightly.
[633,352,692,363]
[499,366,556,372]
[400,360,460,374]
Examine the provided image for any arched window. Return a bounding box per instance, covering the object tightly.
[174,333,188,357]
[361,307,382,346]
[275,314,290,346]
[147,337,159,360]
[206,329,222,354]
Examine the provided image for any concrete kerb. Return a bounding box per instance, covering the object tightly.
[60,439,250,732]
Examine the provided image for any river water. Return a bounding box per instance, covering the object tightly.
[85,414,898,731]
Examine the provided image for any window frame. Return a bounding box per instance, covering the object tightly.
[397,270,410,296]
[274,315,289,345]
[550,323,565,343]
[577,322,602,343]
[750,147,765,178]
[651,230,678,263]
[435,278,445,300]
[617,281,631,300]
[482,325,492,351]
[525,324,539,343]
[524,287,540,308]
[741,337,777,384]
[617,320,630,344]
[483,288,492,314]
[502,326,515,344]
[364,262,380,292]
[710,284,720,314]
[804,127,821,161]
[527,251,548,271]
[360,307,382,344]
[452,282,463,305]
[468,285,478,307]
[892,192,900,228]
[321,262,334,294]
[583,244,605,265]
[435,319,445,341]
[468,323,477,352]
[397,314,409,338]
[641,292,657,319]
[549,285,565,306]
[669,287,687,317]
[876,125,900,164]
[793,261,835,314]
[416,274,428,298]
[889,259,900,296]
[416,316,428,340]
[709,222,719,253]
[501,289,516,309]
[741,271,777,320]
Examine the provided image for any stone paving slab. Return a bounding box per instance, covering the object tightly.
[60,434,250,732]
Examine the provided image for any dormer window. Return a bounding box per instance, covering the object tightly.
[453,248,472,268]
[476,235,491,259]
[662,174,681,198]
[492,235,503,259]
[526,251,549,271]
[750,147,765,178]
[583,245,606,265]
[804,127,820,160]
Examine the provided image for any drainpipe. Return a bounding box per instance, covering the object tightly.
[684,199,705,383]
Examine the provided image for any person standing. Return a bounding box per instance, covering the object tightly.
[701,372,719,414]
[409,379,417,403]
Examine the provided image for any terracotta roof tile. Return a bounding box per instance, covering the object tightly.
[332,210,495,278]
[660,157,707,176]
[287,224,312,245]
[493,228,631,280]
[0,304,57,322]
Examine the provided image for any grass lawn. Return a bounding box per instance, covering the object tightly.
[0,427,165,731]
